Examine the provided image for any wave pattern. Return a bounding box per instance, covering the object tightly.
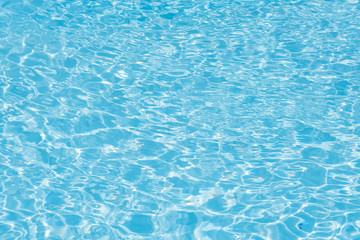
[1,0,360,239]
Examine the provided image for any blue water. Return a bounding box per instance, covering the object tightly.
[1,0,360,239]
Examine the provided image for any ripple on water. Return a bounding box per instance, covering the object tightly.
[1,0,360,239]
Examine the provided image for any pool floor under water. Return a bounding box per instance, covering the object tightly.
[1,0,360,239]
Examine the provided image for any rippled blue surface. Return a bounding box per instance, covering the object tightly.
[1,0,360,239]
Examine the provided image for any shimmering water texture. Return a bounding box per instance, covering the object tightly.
[1,0,360,239]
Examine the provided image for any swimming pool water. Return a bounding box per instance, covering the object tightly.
[1,0,360,239]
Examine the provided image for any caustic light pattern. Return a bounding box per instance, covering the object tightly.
[1,0,360,239]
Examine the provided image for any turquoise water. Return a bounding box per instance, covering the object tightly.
[1,0,360,239]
